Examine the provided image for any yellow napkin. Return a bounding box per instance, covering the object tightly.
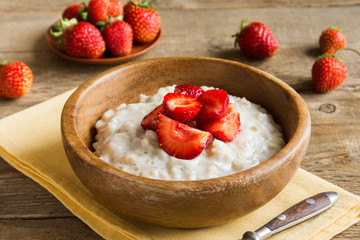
[0,89,359,240]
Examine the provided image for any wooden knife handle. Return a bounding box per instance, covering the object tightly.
[264,192,338,233]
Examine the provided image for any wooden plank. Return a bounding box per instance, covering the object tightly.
[0,218,102,240]
[0,161,73,219]
[1,0,360,12]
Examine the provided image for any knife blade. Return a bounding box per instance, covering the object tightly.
[239,191,338,240]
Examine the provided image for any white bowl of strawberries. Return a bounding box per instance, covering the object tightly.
[61,57,311,228]
[46,0,161,64]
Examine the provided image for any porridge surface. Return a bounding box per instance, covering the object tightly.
[93,86,285,180]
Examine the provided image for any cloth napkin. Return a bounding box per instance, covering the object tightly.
[0,89,359,240]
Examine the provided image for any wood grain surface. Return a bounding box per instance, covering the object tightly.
[0,0,359,239]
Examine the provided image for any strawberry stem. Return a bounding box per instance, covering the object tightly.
[328,26,341,31]
[1,60,9,66]
[80,11,88,21]
[240,19,248,32]
[131,0,152,8]
[139,0,150,8]
[334,47,360,56]
[96,21,106,27]
[232,19,248,48]
[114,14,124,21]
[77,2,88,21]
[50,17,78,38]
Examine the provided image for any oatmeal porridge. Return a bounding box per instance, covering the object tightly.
[93,86,285,180]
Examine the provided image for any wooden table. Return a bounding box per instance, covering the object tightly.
[1,0,359,239]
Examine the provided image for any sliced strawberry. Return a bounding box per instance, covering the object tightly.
[197,89,229,120]
[157,114,212,160]
[198,103,240,142]
[163,93,202,123]
[141,104,164,131]
[174,84,205,98]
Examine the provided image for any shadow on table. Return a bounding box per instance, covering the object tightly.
[210,48,271,69]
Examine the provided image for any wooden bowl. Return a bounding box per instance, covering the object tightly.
[61,57,311,228]
[46,27,162,65]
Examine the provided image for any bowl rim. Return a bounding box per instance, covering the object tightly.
[61,56,311,190]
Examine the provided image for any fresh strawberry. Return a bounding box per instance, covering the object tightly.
[88,0,123,26]
[51,18,105,59]
[174,84,204,98]
[163,93,202,123]
[62,4,86,22]
[124,0,160,43]
[233,19,279,58]
[108,0,123,17]
[198,103,240,142]
[141,104,164,131]
[197,89,229,120]
[102,20,133,56]
[156,114,212,160]
[0,61,33,99]
[312,54,347,92]
[319,27,346,55]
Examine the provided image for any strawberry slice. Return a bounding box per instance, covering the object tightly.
[141,104,164,131]
[157,114,212,160]
[174,84,205,98]
[197,89,229,120]
[163,93,202,123]
[198,103,240,142]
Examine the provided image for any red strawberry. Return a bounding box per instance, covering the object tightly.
[198,103,240,142]
[141,104,164,131]
[174,84,204,98]
[156,114,212,160]
[163,93,202,123]
[108,0,123,17]
[62,4,86,22]
[124,0,160,43]
[88,0,123,25]
[0,61,33,99]
[51,19,105,59]
[312,55,347,92]
[197,89,229,120]
[102,20,133,56]
[233,19,279,58]
[319,27,346,55]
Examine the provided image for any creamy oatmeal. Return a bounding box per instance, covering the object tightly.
[93,86,285,180]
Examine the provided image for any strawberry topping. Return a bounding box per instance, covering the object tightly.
[156,114,212,160]
[140,85,241,160]
[174,84,205,98]
[163,93,202,123]
[141,104,164,131]
[198,103,240,142]
[197,89,229,120]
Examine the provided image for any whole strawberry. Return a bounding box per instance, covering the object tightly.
[62,4,86,22]
[108,0,123,17]
[124,0,160,43]
[319,27,346,55]
[102,20,133,56]
[88,0,123,26]
[233,19,279,58]
[51,18,105,59]
[0,61,33,99]
[312,55,347,92]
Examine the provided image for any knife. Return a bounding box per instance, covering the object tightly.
[240,191,338,240]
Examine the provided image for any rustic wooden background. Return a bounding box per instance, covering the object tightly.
[1,0,359,239]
